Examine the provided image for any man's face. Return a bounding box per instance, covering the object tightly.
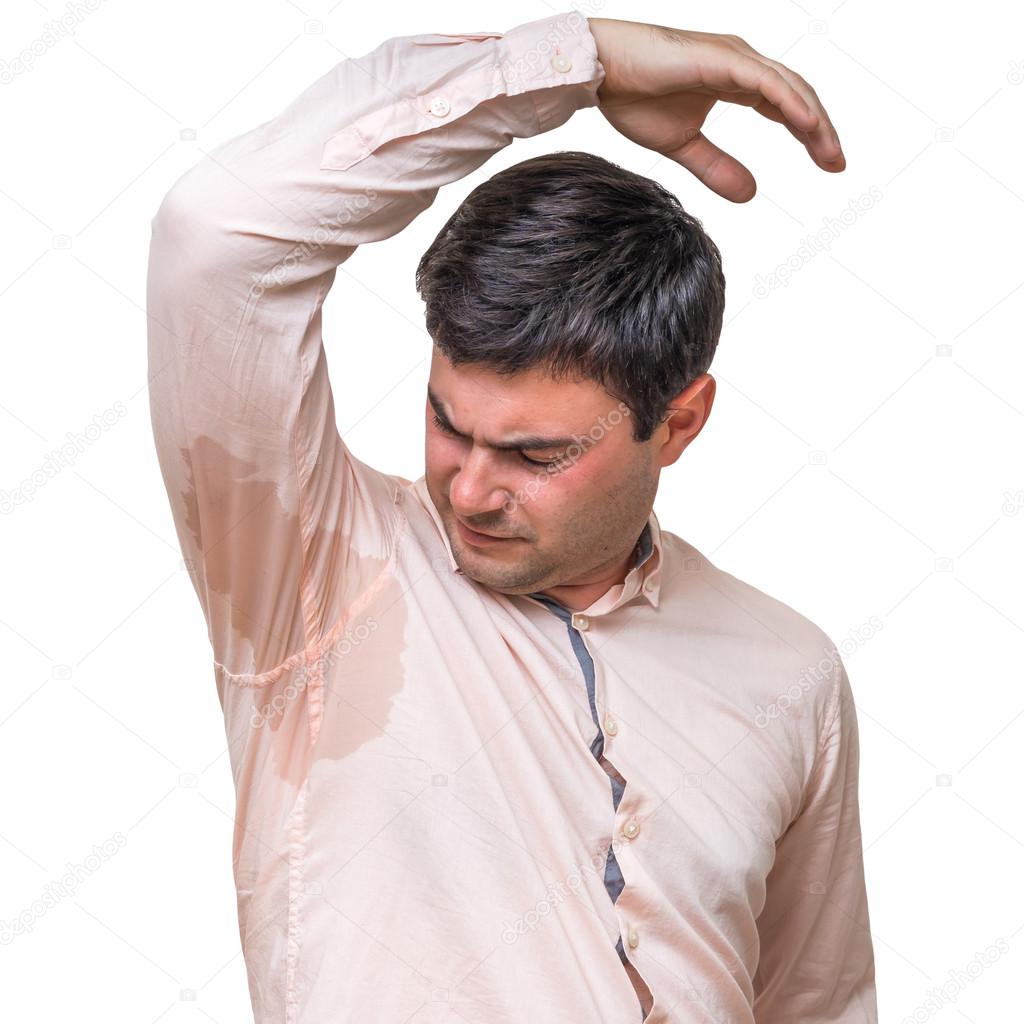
[425,347,661,597]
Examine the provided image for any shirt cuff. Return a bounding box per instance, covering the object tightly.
[499,7,606,132]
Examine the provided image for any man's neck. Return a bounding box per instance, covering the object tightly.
[529,532,643,612]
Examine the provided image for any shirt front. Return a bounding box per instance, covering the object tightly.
[146,9,878,1023]
[528,522,656,931]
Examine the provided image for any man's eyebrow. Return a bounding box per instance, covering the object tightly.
[426,387,583,452]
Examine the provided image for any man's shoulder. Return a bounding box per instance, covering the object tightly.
[658,528,843,684]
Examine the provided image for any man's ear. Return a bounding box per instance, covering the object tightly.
[656,374,715,469]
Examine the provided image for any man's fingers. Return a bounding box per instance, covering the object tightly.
[763,60,844,168]
[752,97,846,172]
[702,42,845,172]
[699,52,818,134]
[591,23,846,194]
[668,131,757,203]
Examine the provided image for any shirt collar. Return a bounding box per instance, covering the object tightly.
[407,475,663,612]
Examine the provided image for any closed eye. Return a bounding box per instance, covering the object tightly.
[430,412,566,468]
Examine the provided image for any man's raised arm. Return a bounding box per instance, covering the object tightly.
[146,11,605,683]
[146,8,845,684]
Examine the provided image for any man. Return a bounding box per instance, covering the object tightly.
[146,9,875,1023]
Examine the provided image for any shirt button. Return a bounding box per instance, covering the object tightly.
[551,53,573,73]
[622,817,641,840]
[428,96,451,117]
[644,579,655,592]
[604,715,618,736]
[627,927,639,949]
[572,613,589,631]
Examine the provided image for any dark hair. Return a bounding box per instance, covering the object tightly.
[415,150,725,443]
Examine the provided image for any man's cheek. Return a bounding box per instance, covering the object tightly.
[424,436,449,477]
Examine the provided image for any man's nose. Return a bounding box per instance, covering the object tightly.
[449,447,509,518]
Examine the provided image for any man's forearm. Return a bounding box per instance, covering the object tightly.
[151,11,605,297]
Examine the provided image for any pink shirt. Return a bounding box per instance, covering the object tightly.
[146,9,878,1022]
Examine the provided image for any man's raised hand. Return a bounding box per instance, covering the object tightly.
[587,17,845,202]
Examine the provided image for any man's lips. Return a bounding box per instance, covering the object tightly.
[455,517,520,545]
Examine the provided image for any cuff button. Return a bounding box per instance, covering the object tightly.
[550,53,572,73]
[429,96,451,117]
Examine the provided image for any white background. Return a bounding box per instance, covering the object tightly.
[1,0,1021,1020]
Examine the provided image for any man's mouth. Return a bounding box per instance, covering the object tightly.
[455,517,521,546]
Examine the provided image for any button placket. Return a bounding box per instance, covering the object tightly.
[568,616,635,880]
[559,604,653,1019]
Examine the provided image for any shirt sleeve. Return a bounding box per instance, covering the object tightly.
[145,10,605,685]
[752,650,878,1022]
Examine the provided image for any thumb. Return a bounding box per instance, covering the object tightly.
[667,131,757,203]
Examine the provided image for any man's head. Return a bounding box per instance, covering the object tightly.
[415,151,724,601]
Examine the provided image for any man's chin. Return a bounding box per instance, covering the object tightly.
[450,545,546,595]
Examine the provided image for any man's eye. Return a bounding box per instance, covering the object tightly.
[432,412,565,468]
[520,452,566,467]
[431,412,456,435]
